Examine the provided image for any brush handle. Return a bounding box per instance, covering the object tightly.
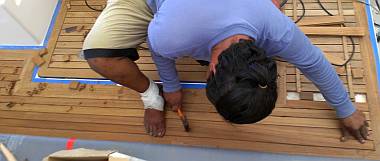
[177,108,185,117]
[0,143,17,161]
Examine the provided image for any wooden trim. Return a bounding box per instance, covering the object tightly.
[298,16,345,26]
[300,27,365,36]
[276,62,287,106]
[337,0,355,99]
[353,1,380,159]
[39,0,68,75]
[1,0,380,159]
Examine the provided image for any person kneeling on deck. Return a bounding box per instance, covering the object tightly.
[81,0,280,137]
[146,0,369,143]
[82,0,369,143]
[82,0,167,137]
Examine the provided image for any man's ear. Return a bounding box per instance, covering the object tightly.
[271,0,281,9]
[209,47,223,79]
[206,63,217,79]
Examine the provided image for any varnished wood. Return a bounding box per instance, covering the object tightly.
[298,16,345,26]
[300,27,365,36]
[353,1,380,159]
[0,0,379,159]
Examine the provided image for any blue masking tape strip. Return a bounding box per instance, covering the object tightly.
[181,83,207,89]
[32,67,115,85]
[43,0,62,47]
[0,46,45,50]
[32,66,207,88]
[364,0,380,86]
[0,0,62,50]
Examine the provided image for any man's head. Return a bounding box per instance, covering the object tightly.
[206,39,278,124]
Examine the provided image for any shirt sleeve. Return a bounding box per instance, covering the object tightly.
[151,51,182,92]
[274,25,356,118]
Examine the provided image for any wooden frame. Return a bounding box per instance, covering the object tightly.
[0,0,379,160]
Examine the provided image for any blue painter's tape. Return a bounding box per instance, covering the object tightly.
[0,46,45,50]
[32,66,207,88]
[32,67,116,85]
[0,0,62,50]
[43,0,62,47]
[181,83,207,89]
[364,0,380,86]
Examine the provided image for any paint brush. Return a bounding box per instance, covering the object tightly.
[177,108,190,132]
[0,143,17,161]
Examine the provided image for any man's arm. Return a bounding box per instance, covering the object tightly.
[275,25,369,143]
[151,52,182,93]
[276,26,355,118]
[151,51,184,110]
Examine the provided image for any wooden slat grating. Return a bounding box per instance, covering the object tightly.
[0,0,379,160]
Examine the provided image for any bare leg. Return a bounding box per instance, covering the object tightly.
[87,57,166,137]
[87,57,149,92]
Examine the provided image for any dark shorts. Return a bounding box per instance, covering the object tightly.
[83,48,139,61]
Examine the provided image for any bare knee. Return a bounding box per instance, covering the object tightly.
[86,56,142,80]
[85,56,148,92]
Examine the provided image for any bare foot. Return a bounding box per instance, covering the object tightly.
[144,108,166,137]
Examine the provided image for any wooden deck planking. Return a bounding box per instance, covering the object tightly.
[38,0,368,101]
[0,55,379,159]
[0,0,379,159]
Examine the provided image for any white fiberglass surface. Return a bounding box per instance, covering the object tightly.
[0,0,58,47]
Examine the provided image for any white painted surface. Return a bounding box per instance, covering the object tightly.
[286,92,300,100]
[0,0,58,46]
[355,94,367,103]
[0,6,35,45]
[313,93,326,101]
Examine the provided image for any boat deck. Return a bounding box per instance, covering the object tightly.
[0,0,379,159]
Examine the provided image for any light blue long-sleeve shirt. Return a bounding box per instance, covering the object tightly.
[146,0,356,118]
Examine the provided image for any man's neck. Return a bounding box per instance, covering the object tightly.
[210,35,252,65]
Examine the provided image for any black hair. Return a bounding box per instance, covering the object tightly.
[206,39,278,124]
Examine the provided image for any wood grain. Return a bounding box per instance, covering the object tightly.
[0,0,379,160]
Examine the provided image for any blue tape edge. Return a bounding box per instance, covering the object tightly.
[364,0,380,87]
[32,66,207,88]
[0,0,62,50]
[0,46,46,50]
[43,0,62,47]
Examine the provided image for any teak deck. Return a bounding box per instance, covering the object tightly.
[0,0,380,160]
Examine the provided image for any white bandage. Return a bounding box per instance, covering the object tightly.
[140,79,164,111]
